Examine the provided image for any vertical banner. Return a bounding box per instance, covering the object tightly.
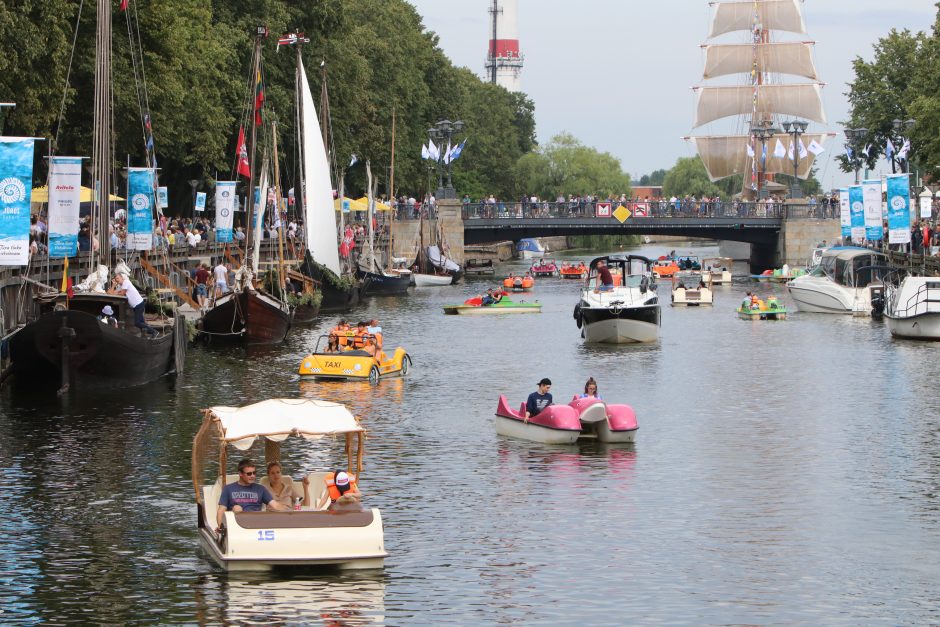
[839,188,851,240]
[47,156,83,257]
[215,181,236,243]
[920,194,933,219]
[194,192,206,212]
[157,186,168,211]
[862,179,883,241]
[849,185,865,243]
[127,168,155,250]
[886,174,911,245]
[0,138,36,265]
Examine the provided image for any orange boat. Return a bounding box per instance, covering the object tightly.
[652,259,680,278]
[503,274,535,291]
[559,262,588,279]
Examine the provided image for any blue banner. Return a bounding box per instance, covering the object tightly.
[862,179,883,241]
[127,168,155,250]
[157,186,168,211]
[47,156,82,258]
[215,181,237,243]
[849,185,865,243]
[887,174,911,245]
[194,191,206,212]
[0,138,36,265]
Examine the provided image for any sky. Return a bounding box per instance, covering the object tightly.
[408,0,936,191]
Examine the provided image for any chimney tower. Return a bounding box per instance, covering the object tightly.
[485,0,523,92]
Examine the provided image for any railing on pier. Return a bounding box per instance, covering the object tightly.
[461,201,837,221]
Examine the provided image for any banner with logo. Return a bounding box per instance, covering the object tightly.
[157,186,168,211]
[920,193,933,219]
[47,156,83,257]
[862,179,883,241]
[194,192,206,212]
[839,188,850,240]
[0,138,36,265]
[127,168,155,250]
[849,185,865,243]
[886,174,911,245]
[215,181,236,243]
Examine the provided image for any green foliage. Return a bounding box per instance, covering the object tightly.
[514,133,631,199]
[567,234,642,250]
[662,158,723,198]
[287,290,322,308]
[638,169,667,186]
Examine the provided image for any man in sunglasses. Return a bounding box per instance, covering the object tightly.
[216,458,288,533]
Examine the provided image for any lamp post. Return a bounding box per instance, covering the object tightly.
[782,119,808,199]
[750,120,779,199]
[188,179,199,217]
[891,118,915,174]
[843,127,868,184]
[428,119,464,200]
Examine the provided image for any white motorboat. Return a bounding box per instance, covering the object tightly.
[573,255,660,343]
[413,272,453,287]
[517,238,546,259]
[786,247,891,314]
[884,276,940,340]
[701,257,733,285]
[192,398,387,571]
[671,284,713,306]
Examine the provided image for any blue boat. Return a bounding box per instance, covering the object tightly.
[516,238,546,259]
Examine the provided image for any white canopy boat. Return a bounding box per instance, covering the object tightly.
[702,257,733,285]
[786,247,891,314]
[191,398,387,571]
[672,284,713,306]
[884,276,940,340]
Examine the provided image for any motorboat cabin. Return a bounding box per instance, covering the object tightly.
[786,247,892,314]
[573,254,660,343]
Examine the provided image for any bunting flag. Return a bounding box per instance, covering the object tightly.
[236,126,250,178]
[450,139,467,162]
[746,143,755,158]
[897,139,911,160]
[808,139,825,156]
[254,69,264,127]
[443,141,453,164]
[798,139,808,160]
[428,139,439,161]
[844,145,853,160]
[885,138,895,160]
[773,139,786,159]
[421,143,430,160]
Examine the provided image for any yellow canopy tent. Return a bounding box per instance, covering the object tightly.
[333,196,369,212]
[355,197,391,211]
[30,185,124,204]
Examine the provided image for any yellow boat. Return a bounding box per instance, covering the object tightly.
[298,333,411,383]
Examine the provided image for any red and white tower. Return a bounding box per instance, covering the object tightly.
[485,0,523,92]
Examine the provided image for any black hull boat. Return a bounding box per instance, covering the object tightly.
[291,303,320,325]
[201,289,291,345]
[300,251,360,313]
[359,269,411,296]
[9,294,182,391]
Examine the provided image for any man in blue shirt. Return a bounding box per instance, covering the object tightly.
[215,458,287,533]
[526,378,553,418]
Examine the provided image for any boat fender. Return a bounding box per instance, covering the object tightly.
[640,276,649,294]
[573,303,582,328]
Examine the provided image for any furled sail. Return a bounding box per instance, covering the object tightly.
[690,134,829,181]
[702,42,817,80]
[299,57,342,276]
[709,0,806,39]
[693,83,826,128]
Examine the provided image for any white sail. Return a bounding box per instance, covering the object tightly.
[299,57,341,276]
[709,0,806,39]
[702,42,817,81]
[251,161,269,275]
[689,134,830,182]
[693,83,825,128]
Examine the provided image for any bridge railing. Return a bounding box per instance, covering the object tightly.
[462,201,838,221]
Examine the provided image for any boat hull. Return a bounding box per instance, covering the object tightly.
[580,305,660,343]
[201,290,291,344]
[737,308,788,320]
[786,280,860,313]
[494,414,581,444]
[291,303,320,325]
[886,313,940,340]
[443,302,541,315]
[414,273,452,287]
[360,270,411,296]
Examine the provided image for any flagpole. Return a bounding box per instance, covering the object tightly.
[244,26,267,272]
[387,108,396,273]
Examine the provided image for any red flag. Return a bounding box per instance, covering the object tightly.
[254,70,264,127]
[339,226,355,258]
[119,0,128,11]
[236,126,250,178]
[66,277,74,299]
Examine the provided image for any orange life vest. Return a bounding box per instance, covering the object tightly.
[324,472,358,500]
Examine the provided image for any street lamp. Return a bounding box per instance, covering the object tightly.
[843,127,868,184]
[750,120,780,199]
[782,119,808,199]
[428,119,465,200]
[891,118,915,174]
[188,179,199,217]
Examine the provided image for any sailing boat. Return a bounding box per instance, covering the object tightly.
[282,37,360,312]
[412,212,463,286]
[359,161,411,295]
[686,0,832,196]
[9,0,183,392]
[200,28,291,345]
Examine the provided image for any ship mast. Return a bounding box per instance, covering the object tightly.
[93,0,112,269]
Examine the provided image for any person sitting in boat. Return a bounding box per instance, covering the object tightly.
[676,281,686,290]
[594,260,615,293]
[579,377,601,400]
[767,295,780,310]
[526,378,553,418]
[481,288,497,306]
[750,294,762,311]
[327,319,349,352]
[98,305,118,328]
[351,321,370,350]
[698,281,707,290]
[260,461,296,509]
[316,470,361,510]
[215,458,288,533]
[741,292,753,310]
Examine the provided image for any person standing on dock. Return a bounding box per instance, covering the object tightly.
[526,378,553,418]
[109,272,157,337]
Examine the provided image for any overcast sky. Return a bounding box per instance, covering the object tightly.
[408,0,936,190]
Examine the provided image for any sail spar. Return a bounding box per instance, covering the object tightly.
[688,0,832,187]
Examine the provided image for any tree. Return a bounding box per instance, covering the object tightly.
[638,169,667,186]
[662,157,722,198]
[514,133,631,199]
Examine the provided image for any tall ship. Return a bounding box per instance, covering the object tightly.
[686,0,832,197]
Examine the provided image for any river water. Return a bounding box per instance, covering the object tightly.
[2,242,939,625]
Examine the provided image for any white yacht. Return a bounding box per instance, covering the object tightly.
[786,247,891,314]
[573,255,660,343]
[884,276,940,340]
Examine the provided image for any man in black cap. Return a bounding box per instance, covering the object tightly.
[526,378,553,418]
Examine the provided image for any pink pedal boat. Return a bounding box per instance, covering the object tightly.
[495,395,639,444]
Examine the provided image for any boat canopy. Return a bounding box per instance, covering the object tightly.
[204,399,362,450]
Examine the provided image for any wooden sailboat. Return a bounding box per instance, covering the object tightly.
[413,211,463,286]
[9,0,183,392]
[200,28,291,345]
[359,161,411,295]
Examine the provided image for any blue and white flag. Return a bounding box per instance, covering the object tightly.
[886,174,911,245]
[157,186,168,211]
[897,139,910,161]
[127,167,155,250]
[808,139,825,156]
[885,138,895,160]
[428,139,439,161]
[450,139,467,162]
[215,181,237,243]
[443,141,453,165]
[798,139,808,160]
[849,185,865,243]
[862,144,871,159]
[774,139,786,159]
[746,143,755,158]
[47,156,82,258]
[195,191,206,212]
[862,179,883,241]
[0,138,36,265]
[839,188,851,239]
[845,146,854,160]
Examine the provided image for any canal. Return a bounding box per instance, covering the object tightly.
[2,242,939,625]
